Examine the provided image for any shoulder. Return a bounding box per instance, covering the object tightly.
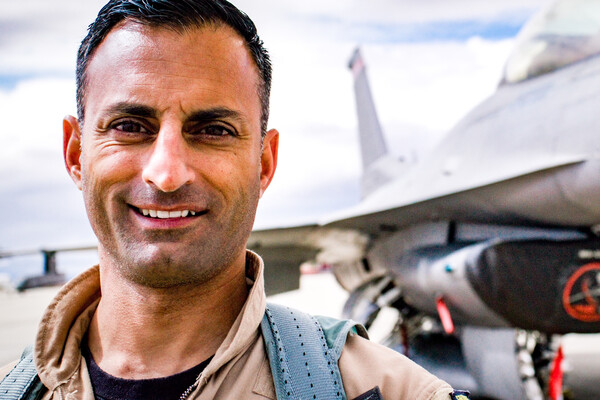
[339,333,454,400]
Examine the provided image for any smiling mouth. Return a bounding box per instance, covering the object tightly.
[136,208,206,219]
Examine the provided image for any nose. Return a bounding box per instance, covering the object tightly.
[142,127,194,192]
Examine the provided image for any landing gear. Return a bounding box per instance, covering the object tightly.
[341,277,564,400]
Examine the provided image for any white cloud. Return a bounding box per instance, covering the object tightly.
[237,0,551,24]
[0,78,93,250]
[0,1,105,75]
[0,79,75,186]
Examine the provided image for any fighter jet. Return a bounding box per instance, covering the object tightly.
[248,0,600,398]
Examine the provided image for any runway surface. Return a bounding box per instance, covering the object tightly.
[0,287,58,365]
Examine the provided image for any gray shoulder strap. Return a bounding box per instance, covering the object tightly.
[262,303,366,400]
[0,346,46,400]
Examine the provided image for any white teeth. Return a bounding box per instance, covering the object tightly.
[140,209,195,218]
[157,211,169,218]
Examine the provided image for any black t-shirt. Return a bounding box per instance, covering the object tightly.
[82,344,212,400]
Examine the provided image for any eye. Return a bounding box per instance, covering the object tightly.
[192,124,236,138]
[111,120,150,134]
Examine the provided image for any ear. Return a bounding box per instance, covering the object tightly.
[259,128,279,197]
[63,115,83,190]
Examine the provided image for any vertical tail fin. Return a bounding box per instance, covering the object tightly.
[348,48,389,170]
[349,48,405,198]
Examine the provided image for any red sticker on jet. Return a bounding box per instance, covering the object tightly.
[562,263,600,322]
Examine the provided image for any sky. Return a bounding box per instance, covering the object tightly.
[0,0,552,279]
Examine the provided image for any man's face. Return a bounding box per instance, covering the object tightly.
[63,22,278,287]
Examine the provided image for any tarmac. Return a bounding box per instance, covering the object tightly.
[0,287,58,365]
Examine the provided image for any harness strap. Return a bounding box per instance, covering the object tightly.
[0,346,46,400]
[262,303,365,400]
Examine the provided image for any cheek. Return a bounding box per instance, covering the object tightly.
[201,149,261,186]
[85,142,141,177]
[80,149,140,203]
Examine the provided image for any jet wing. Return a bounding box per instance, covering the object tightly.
[248,225,319,295]
[324,158,588,235]
[248,225,368,295]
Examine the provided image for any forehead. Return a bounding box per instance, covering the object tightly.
[84,21,261,125]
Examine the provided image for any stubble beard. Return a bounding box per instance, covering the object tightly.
[114,219,253,289]
[84,183,260,290]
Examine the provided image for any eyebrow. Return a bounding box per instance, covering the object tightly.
[104,102,157,119]
[103,103,244,124]
[186,107,245,124]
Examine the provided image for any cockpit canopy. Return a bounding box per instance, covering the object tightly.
[502,0,600,85]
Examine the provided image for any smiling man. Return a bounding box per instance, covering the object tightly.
[0,1,464,399]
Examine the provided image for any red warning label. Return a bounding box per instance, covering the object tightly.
[563,263,600,322]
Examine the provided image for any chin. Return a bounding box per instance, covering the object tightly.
[112,249,228,289]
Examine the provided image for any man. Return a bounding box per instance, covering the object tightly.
[0,1,464,399]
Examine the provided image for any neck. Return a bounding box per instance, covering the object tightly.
[87,253,249,379]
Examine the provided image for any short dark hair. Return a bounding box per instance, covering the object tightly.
[76,0,272,136]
